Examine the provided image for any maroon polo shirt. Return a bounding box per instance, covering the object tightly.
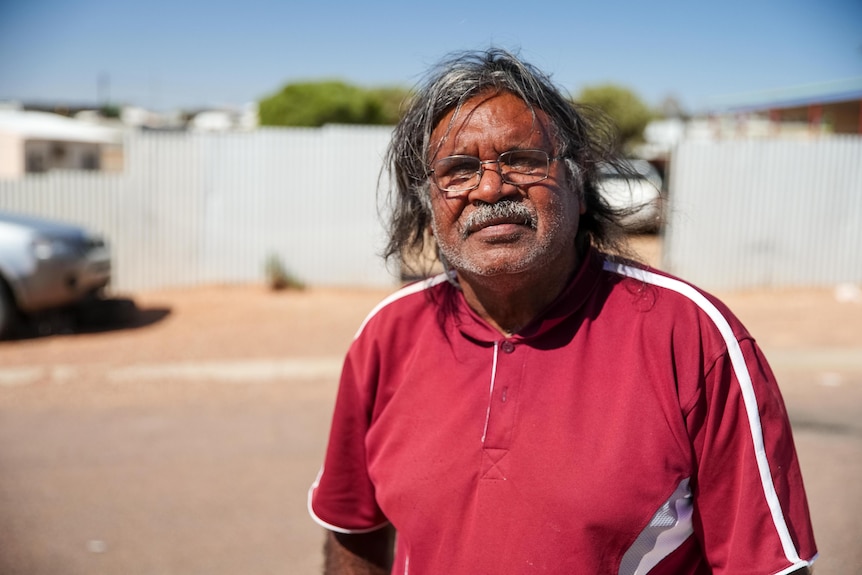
[309,249,817,574]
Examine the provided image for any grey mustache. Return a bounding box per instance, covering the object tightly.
[461,200,537,238]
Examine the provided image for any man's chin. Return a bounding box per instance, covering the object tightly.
[442,250,543,278]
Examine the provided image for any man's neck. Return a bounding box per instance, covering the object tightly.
[456,251,580,336]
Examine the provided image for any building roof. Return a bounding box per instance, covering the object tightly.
[0,109,121,144]
[703,77,862,114]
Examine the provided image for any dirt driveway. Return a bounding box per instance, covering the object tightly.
[1,237,861,574]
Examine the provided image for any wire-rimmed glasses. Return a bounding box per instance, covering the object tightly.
[428,149,558,196]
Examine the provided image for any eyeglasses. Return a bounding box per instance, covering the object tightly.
[428,149,559,196]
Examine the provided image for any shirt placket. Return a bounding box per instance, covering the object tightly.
[479,338,522,481]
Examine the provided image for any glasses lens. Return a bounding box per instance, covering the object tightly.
[500,150,549,184]
[431,150,552,193]
[432,156,481,192]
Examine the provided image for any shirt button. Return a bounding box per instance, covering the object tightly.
[501,341,515,353]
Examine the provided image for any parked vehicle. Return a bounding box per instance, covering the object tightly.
[0,211,111,338]
[596,159,663,233]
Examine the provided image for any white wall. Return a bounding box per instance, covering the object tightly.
[663,136,862,290]
[0,126,397,292]
[0,132,23,178]
[2,128,859,293]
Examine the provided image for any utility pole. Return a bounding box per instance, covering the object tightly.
[98,72,111,108]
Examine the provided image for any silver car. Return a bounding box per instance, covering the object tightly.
[0,211,111,338]
[597,159,664,233]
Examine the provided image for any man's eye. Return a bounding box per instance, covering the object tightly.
[440,160,478,177]
[443,173,475,187]
[506,154,543,172]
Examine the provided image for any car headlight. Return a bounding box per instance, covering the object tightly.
[32,237,77,260]
[85,232,107,250]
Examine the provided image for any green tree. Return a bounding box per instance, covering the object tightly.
[368,86,412,124]
[576,84,655,147]
[99,104,121,118]
[258,81,410,127]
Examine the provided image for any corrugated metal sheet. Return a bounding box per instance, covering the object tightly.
[4,129,859,293]
[0,126,396,292]
[663,136,862,290]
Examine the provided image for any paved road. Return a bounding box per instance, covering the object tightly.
[0,370,337,575]
[778,369,862,575]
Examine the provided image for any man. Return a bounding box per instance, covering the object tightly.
[308,49,817,574]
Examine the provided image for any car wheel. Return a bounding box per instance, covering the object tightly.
[0,284,18,339]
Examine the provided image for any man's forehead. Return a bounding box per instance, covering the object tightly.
[430,92,554,152]
[439,92,541,127]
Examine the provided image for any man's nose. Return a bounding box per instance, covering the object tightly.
[468,162,517,202]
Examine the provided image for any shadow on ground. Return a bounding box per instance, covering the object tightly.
[9,297,171,339]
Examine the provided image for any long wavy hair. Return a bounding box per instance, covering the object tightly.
[382,48,635,277]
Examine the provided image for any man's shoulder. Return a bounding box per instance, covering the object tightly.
[599,257,751,343]
[352,273,452,340]
[602,258,726,310]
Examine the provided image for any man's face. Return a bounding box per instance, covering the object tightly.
[427,91,584,278]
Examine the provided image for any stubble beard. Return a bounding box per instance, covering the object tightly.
[432,200,571,277]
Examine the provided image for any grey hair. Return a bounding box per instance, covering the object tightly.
[383,48,633,277]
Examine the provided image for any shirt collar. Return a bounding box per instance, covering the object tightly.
[445,247,604,344]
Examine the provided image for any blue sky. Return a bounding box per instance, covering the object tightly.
[1,0,860,113]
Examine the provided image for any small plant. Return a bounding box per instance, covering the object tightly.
[264,253,305,291]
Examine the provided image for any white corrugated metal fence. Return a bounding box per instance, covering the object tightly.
[0,126,396,292]
[663,136,862,290]
[2,129,860,293]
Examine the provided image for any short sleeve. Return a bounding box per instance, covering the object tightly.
[686,337,817,573]
[308,342,390,533]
